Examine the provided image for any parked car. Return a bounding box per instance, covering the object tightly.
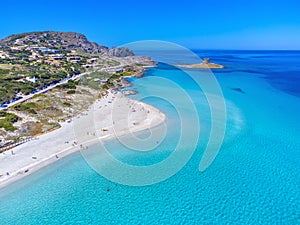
[0,104,8,108]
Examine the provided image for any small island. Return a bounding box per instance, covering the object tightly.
[176,58,225,69]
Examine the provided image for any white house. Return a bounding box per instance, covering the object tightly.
[26,76,38,83]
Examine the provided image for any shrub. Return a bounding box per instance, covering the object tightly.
[66,90,76,94]
[63,102,72,107]
[0,119,16,131]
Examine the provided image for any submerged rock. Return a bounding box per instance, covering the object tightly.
[231,87,246,94]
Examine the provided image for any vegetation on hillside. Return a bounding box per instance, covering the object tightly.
[0,111,20,131]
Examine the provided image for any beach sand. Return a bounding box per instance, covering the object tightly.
[0,90,166,189]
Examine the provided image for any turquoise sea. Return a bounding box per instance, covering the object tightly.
[1,50,300,224]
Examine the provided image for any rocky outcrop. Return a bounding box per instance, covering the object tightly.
[120,77,132,88]
[108,47,134,57]
[122,90,138,95]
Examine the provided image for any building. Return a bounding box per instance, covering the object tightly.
[0,51,10,59]
[25,76,37,83]
[50,54,64,61]
[87,58,98,64]
[67,56,81,63]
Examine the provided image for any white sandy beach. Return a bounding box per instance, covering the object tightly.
[0,90,166,189]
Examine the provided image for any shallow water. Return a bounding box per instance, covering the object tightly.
[0,51,299,224]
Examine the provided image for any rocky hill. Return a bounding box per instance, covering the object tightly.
[0,31,134,57]
[108,47,134,57]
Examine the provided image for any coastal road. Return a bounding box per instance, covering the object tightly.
[0,72,89,111]
[1,60,135,111]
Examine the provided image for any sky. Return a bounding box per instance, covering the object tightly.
[0,0,300,50]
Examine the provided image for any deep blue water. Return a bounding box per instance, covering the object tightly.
[0,50,299,224]
[192,50,300,97]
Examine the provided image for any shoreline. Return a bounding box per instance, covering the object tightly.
[0,90,166,189]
